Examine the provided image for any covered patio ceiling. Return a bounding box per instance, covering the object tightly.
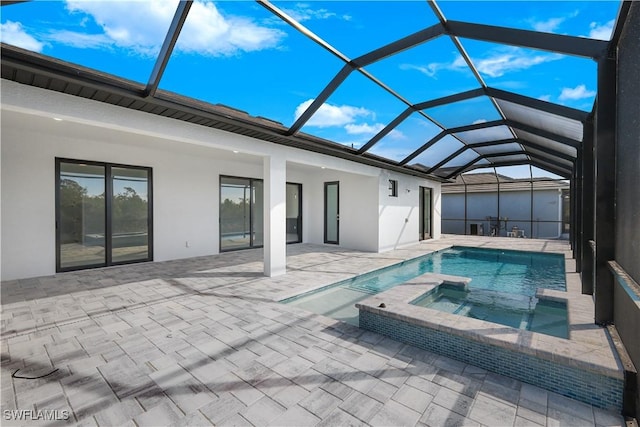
[0,0,625,180]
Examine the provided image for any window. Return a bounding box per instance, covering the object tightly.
[56,159,152,272]
[389,179,398,197]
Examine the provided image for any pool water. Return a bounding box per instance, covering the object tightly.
[412,284,568,338]
[283,246,567,336]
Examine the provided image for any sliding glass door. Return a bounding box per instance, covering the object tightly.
[56,159,152,272]
[111,167,152,263]
[57,162,106,269]
[220,176,264,251]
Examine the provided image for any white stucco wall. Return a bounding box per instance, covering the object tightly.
[287,167,379,251]
[326,172,378,252]
[1,79,443,280]
[377,171,441,252]
[0,117,266,279]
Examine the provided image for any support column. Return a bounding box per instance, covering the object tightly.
[569,174,574,252]
[581,118,595,294]
[593,56,617,324]
[574,155,583,272]
[263,156,287,277]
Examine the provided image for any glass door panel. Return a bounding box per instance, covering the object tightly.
[220,176,265,251]
[252,180,264,247]
[286,183,302,244]
[220,177,251,251]
[324,182,339,244]
[58,162,106,269]
[111,167,151,263]
[420,187,432,240]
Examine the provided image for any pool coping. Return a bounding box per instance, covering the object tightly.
[355,275,623,380]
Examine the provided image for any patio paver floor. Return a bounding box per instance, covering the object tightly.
[1,236,626,426]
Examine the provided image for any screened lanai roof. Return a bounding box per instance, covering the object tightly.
[0,0,625,180]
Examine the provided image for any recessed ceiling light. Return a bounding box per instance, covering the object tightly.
[321,166,326,169]
[233,150,239,154]
[53,117,63,121]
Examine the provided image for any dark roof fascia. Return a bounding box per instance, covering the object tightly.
[1,43,449,183]
[0,1,30,6]
[1,43,147,98]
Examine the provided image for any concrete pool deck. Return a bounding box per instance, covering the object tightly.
[0,235,627,426]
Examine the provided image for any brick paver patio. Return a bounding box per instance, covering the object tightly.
[1,236,625,426]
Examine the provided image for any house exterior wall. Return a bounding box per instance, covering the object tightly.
[1,80,442,280]
[0,117,261,279]
[442,189,562,238]
[288,168,380,251]
[378,172,441,252]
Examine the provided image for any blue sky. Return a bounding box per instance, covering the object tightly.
[1,0,621,178]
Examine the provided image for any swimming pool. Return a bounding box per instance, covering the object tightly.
[283,246,567,336]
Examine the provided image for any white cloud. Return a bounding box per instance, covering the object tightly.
[400,54,465,78]
[295,99,373,128]
[472,119,488,125]
[474,49,562,78]
[294,99,401,146]
[538,95,552,102]
[281,4,336,22]
[267,3,350,26]
[588,19,614,40]
[399,63,441,78]
[388,129,406,140]
[530,10,579,33]
[558,84,596,101]
[532,17,566,33]
[61,0,285,57]
[0,21,45,52]
[401,48,561,80]
[47,30,112,49]
[65,0,177,56]
[345,122,385,135]
[178,2,285,56]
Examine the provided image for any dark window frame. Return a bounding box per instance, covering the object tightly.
[287,182,303,244]
[324,181,340,244]
[419,186,433,241]
[219,175,304,252]
[389,179,398,197]
[219,175,262,252]
[55,157,153,273]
